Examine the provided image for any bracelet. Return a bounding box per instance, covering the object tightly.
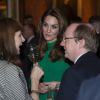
[31,90,39,94]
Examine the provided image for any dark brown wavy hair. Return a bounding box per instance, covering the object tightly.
[37,8,68,62]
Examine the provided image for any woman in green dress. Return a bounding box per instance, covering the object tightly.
[31,8,71,100]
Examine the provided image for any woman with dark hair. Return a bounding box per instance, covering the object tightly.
[0,18,43,100]
[31,8,70,100]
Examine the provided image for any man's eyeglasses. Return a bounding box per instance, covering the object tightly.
[63,37,78,41]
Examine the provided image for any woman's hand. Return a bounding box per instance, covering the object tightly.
[38,81,60,93]
[31,63,44,100]
[31,63,44,81]
[38,83,49,93]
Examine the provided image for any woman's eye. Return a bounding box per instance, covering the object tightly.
[43,23,47,27]
[19,34,22,38]
[52,25,59,29]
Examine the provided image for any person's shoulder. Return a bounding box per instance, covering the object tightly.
[0,60,21,82]
[79,74,100,94]
[0,60,15,70]
[76,52,100,67]
[83,74,100,87]
[77,74,100,100]
[0,60,21,75]
[63,65,83,79]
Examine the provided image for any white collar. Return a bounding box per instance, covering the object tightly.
[74,51,90,64]
[27,35,34,43]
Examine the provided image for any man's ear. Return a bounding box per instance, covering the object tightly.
[79,39,85,48]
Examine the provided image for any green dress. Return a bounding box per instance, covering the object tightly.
[39,41,70,100]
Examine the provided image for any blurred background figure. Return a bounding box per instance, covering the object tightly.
[20,16,39,93]
[58,0,76,24]
[23,15,34,25]
[77,74,100,100]
[70,16,82,24]
[88,16,100,57]
[89,16,100,34]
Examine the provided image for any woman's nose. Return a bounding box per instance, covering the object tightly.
[47,27,51,33]
[22,36,25,42]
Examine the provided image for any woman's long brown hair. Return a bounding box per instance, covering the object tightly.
[0,18,22,66]
[37,8,68,62]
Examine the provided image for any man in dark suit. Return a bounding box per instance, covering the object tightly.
[56,23,100,100]
[77,74,100,100]
[20,23,39,93]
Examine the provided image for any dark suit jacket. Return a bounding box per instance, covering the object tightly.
[56,52,100,100]
[77,74,100,100]
[20,36,38,93]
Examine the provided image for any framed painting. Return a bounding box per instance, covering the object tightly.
[0,0,7,18]
[0,0,19,20]
[7,0,19,20]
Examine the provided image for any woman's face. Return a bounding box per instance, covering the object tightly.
[42,15,59,42]
[14,31,25,54]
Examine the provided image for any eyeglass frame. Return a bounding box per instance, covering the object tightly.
[63,37,79,41]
